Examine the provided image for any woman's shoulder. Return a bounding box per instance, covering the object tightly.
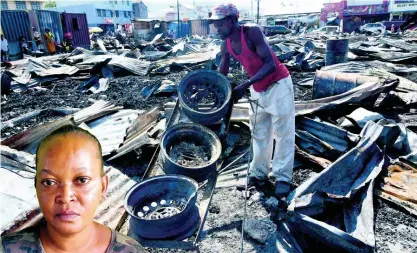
[1,226,40,252]
[109,231,147,253]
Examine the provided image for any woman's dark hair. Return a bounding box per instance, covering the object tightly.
[35,125,104,176]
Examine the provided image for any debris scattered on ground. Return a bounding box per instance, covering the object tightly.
[169,141,211,167]
[243,219,277,245]
[1,28,417,253]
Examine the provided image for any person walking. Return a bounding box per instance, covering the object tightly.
[209,3,295,198]
[1,34,8,62]
[43,28,56,55]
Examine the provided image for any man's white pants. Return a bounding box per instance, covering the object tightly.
[249,76,295,183]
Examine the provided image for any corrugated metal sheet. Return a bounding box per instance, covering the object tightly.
[94,166,137,229]
[7,42,23,60]
[28,10,40,38]
[62,13,90,49]
[190,20,212,36]
[167,21,190,38]
[209,23,216,35]
[77,55,151,76]
[35,10,64,44]
[86,110,143,156]
[0,11,31,42]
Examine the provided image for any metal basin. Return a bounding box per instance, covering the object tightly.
[160,123,222,182]
[124,175,200,240]
[178,70,232,125]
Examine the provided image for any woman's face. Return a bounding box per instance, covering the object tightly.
[36,133,107,235]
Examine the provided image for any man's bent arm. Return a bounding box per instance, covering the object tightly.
[219,40,230,76]
[240,26,276,88]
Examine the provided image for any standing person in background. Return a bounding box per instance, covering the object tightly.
[167,29,174,39]
[19,36,31,58]
[1,34,8,62]
[33,27,42,51]
[44,28,56,55]
[62,32,73,53]
[391,23,395,33]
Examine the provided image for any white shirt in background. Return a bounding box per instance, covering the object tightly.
[1,38,8,52]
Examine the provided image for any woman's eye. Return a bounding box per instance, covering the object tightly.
[41,179,57,187]
[76,177,90,184]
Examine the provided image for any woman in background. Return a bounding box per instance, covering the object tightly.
[44,28,56,55]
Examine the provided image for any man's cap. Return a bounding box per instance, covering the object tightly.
[208,3,239,22]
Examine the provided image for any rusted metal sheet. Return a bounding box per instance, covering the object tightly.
[85,110,142,156]
[374,190,417,218]
[381,164,417,205]
[0,10,31,42]
[61,13,90,49]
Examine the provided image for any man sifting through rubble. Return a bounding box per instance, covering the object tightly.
[209,3,295,198]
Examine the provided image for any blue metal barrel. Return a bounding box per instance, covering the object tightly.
[325,39,349,66]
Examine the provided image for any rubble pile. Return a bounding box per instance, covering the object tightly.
[169,141,211,167]
[1,30,417,252]
[268,32,417,72]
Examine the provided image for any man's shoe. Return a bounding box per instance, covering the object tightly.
[247,174,268,187]
[275,181,291,199]
[236,173,268,190]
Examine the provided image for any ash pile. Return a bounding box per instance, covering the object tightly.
[1,27,417,253]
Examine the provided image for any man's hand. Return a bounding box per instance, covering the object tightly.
[232,81,251,102]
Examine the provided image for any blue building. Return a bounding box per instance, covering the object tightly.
[133,1,148,19]
[46,0,133,32]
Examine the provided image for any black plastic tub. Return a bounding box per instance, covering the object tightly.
[124,175,200,240]
[160,123,222,182]
[178,70,232,125]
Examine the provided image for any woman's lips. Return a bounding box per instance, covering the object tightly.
[56,210,80,221]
